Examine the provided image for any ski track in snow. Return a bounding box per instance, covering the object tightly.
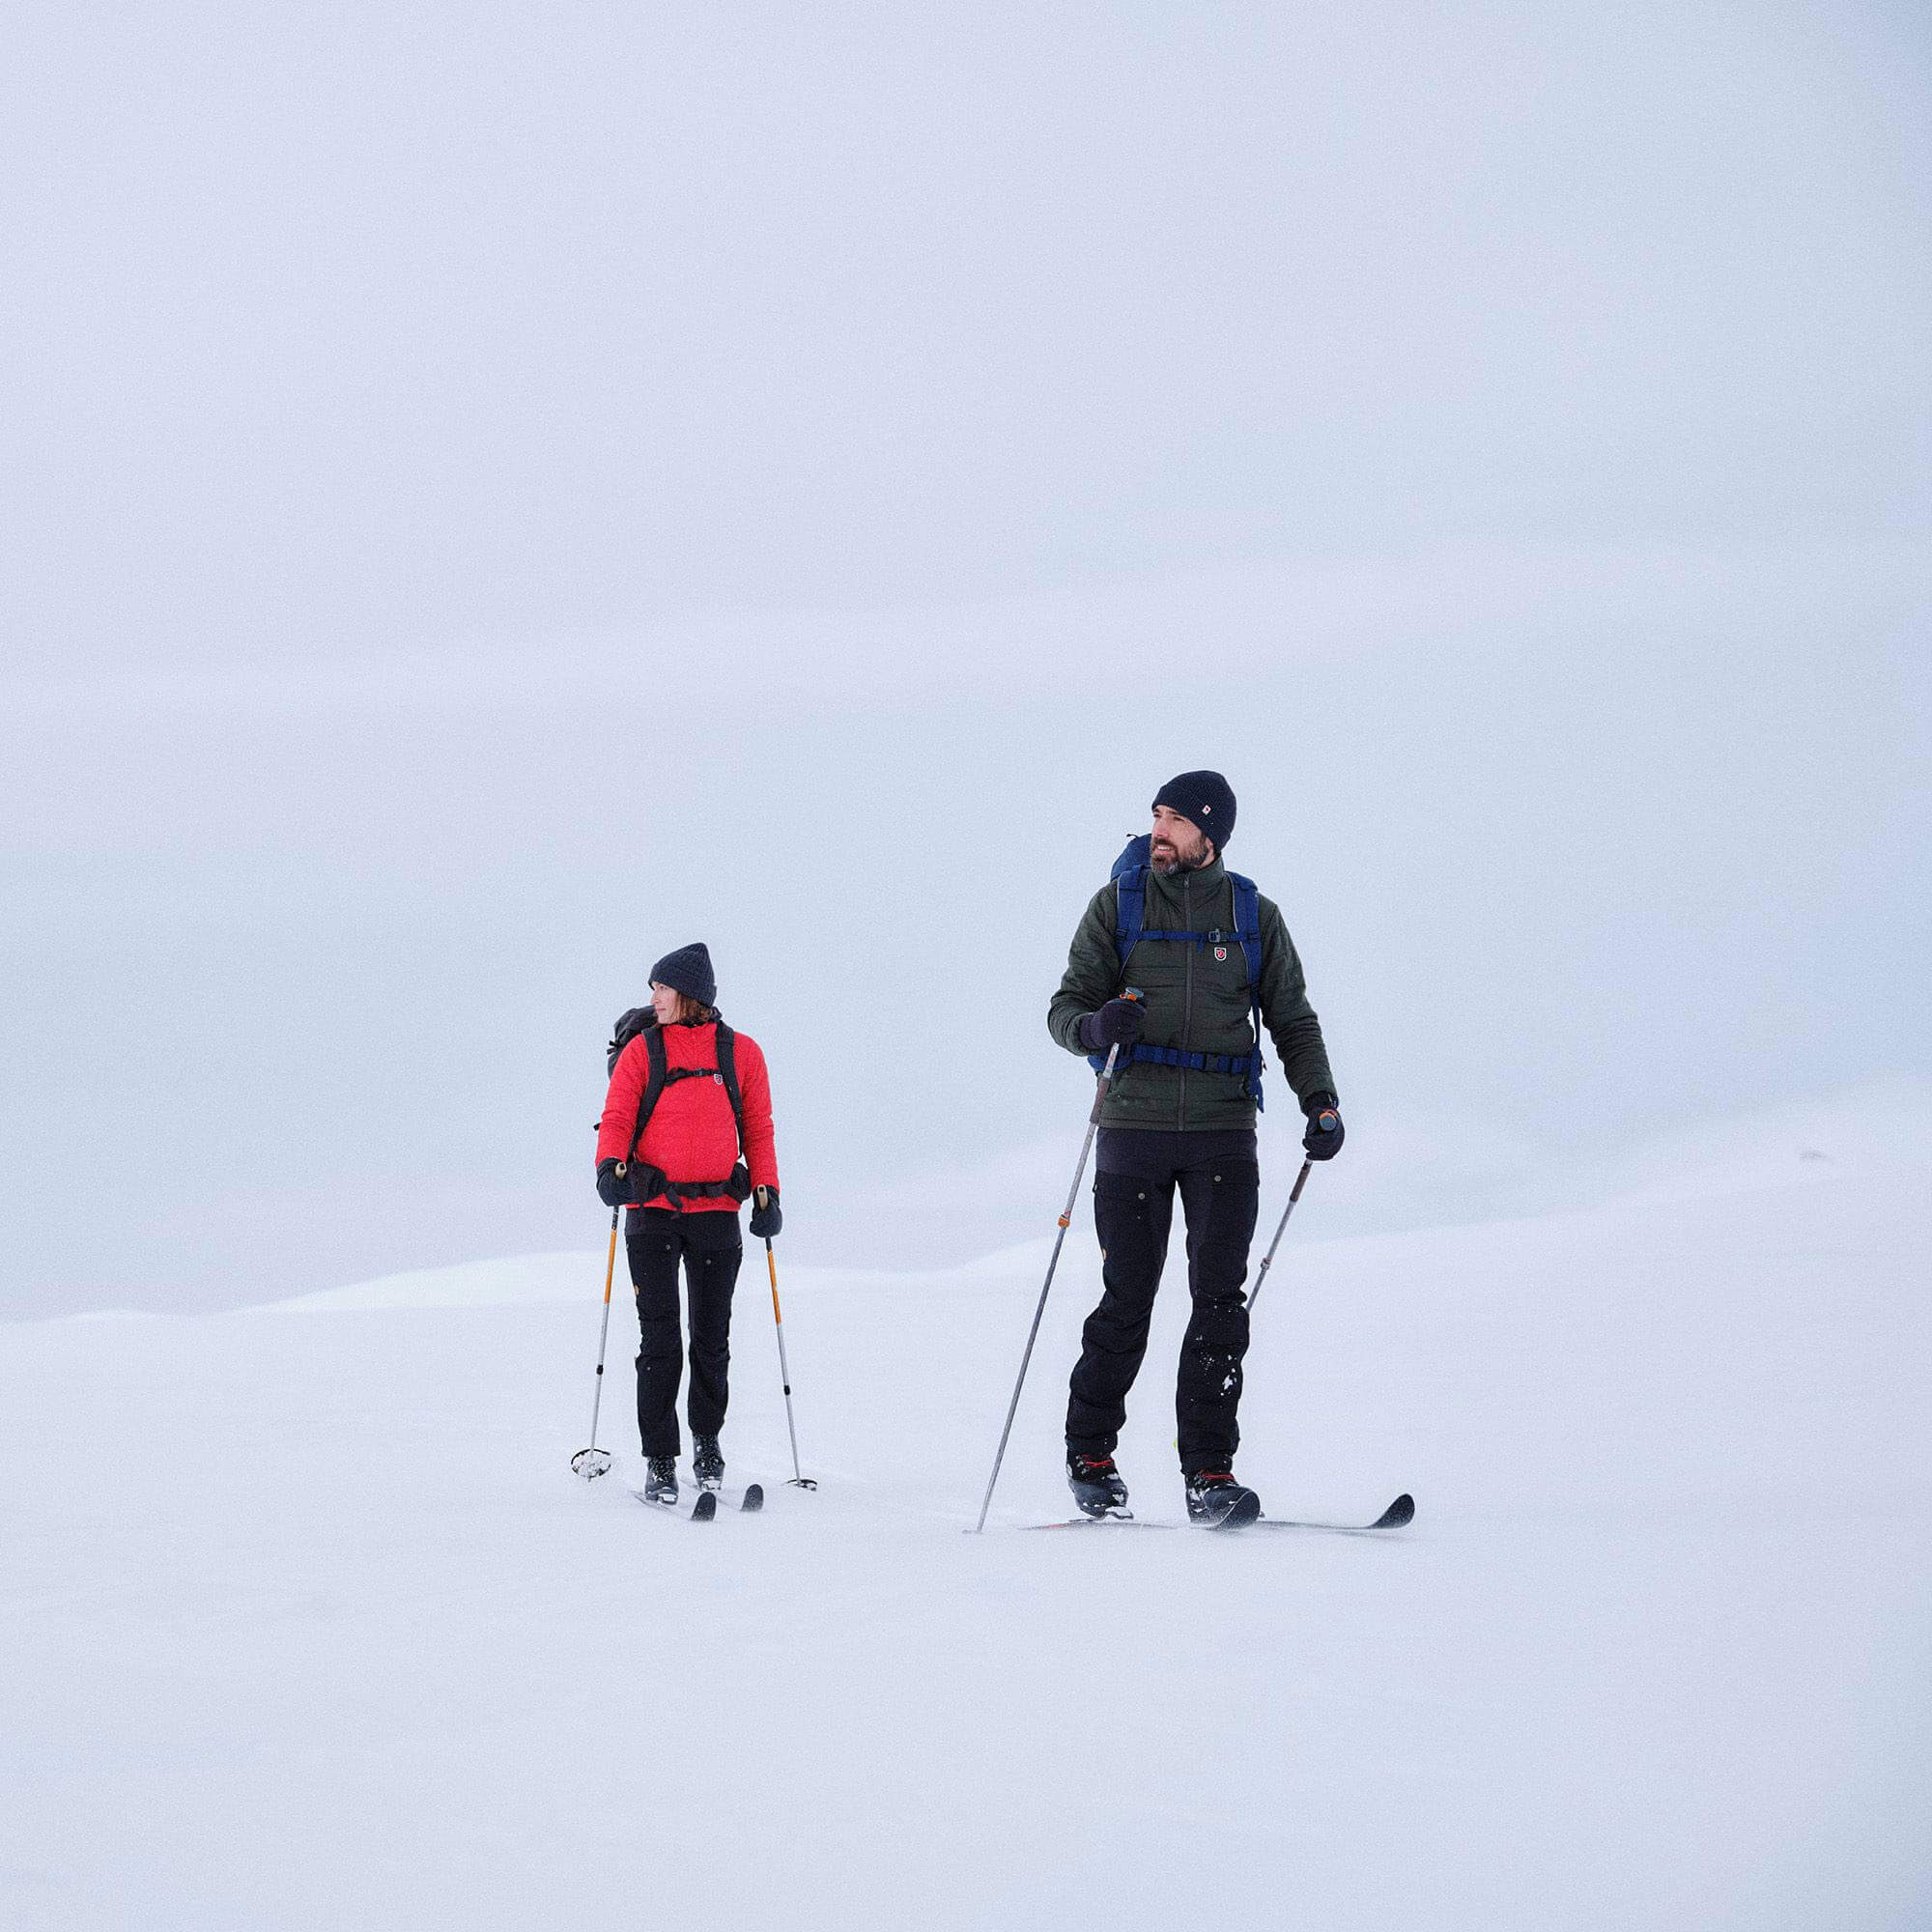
[5,1163,1931,1930]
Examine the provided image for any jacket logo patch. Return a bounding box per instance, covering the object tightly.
[1214,946,1228,961]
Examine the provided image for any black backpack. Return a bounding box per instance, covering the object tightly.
[606,1009,750,1206]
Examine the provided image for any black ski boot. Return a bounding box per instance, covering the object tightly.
[692,1435,725,1492]
[1066,1451,1131,1520]
[642,1456,678,1506]
[1184,1470,1261,1529]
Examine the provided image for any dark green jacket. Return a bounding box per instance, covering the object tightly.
[1047,854,1336,1131]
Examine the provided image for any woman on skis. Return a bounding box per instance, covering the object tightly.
[595,943,781,1506]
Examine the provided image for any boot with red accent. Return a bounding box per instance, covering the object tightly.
[1066,1451,1132,1520]
[1184,1470,1261,1529]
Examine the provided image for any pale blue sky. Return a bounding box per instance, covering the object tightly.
[4,3,1927,1312]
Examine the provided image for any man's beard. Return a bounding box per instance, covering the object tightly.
[1151,840,1210,877]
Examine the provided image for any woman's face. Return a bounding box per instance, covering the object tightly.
[649,981,682,1024]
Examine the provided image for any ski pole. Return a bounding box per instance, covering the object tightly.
[570,1208,620,1479]
[973,996,1139,1535]
[1247,1105,1337,1318]
[757,1187,816,1490]
[1244,1159,1306,1314]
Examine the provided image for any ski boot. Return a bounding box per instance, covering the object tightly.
[641,1456,678,1506]
[1066,1451,1132,1520]
[692,1435,725,1493]
[1184,1470,1261,1529]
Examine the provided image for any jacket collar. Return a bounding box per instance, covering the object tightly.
[1149,852,1226,893]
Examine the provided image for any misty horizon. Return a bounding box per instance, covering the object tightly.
[4,3,1927,1315]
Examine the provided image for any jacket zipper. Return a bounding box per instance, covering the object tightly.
[1179,875,1192,1131]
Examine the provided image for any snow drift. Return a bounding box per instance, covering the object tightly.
[5,1124,1929,1930]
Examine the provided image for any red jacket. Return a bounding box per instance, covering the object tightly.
[596,1020,780,1214]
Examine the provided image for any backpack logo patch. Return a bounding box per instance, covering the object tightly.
[1214,946,1228,961]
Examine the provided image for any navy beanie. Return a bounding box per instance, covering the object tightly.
[1151,770,1236,849]
[649,942,717,1009]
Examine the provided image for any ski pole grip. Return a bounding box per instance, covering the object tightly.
[755,1185,770,1209]
[1100,989,1143,1087]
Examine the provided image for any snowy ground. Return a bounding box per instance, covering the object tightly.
[6,1141,1931,1930]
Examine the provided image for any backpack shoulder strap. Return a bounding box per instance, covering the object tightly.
[1227,871,1265,1110]
[1113,867,1149,979]
[1228,872,1262,983]
[713,1022,747,1156]
[624,1025,670,1166]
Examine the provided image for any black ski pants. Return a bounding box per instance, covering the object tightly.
[1065,1128,1260,1475]
[625,1207,742,1460]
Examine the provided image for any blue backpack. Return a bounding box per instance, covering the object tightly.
[1087,835,1267,1108]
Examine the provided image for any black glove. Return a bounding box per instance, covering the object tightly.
[596,1158,629,1208]
[1301,1093,1344,1160]
[1079,998,1146,1056]
[750,1187,782,1240]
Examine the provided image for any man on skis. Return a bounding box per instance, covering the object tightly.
[595,943,781,1506]
[1048,771,1342,1525]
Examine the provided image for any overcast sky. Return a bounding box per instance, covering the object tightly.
[4,3,1928,1315]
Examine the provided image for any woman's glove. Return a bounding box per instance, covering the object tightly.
[749,1186,782,1240]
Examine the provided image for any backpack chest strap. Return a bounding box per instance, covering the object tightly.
[1124,927,1260,950]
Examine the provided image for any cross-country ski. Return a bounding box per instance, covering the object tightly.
[631,1486,717,1522]
[1019,1493,1412,1535]
[1257,1493,1415,1533]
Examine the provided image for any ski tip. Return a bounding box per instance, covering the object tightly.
[1372,1493,1415,1530]
[691,1492,718,1522]
[741,1484,765,1514]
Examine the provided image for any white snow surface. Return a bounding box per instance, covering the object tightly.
[6,1143,1931,1930]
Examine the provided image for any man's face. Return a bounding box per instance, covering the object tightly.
[1150,804,1212,875]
